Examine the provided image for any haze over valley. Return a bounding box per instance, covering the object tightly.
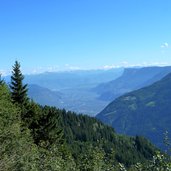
[1,0,171,170]
[4,66,171,116]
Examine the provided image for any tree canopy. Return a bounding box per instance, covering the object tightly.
[1,61,171,170]
[10,61,28,105]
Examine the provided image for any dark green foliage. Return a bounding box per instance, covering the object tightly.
[0,83,39,171]
[54,108,156,167]
[97,72,171,150]
[1,62,166,170]
[0,81,157,170]
[25,103,156,167]
[0,82,74,171]
[0,74,5,85]
[10,61,28,105]
[33,106,64,147]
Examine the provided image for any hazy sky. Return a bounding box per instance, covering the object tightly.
[0,0,171,74]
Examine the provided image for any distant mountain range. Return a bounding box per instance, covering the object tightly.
[96,72,171,149]
[94,66,171,101]
[25,68,123,115]
[25,69,124,90]
[4,67,171,117]
[28,84,63,107]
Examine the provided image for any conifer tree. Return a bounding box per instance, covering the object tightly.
[35,106,64,147]
[10,61,28,104]
[0,74,5,85]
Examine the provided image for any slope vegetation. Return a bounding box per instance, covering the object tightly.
[97,72,171,149]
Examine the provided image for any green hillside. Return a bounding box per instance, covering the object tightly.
[0,82,158,170]
[0,61,159,170]
[97,72,171,149]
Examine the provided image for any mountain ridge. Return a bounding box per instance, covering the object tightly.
[96,72,171,149]
[94,66,171,101]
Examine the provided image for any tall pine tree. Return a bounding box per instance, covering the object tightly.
[0,74,4,85]
[10,61,28,105]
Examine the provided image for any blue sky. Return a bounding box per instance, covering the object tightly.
[0,0,171,74]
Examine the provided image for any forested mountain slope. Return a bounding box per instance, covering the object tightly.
[97,72,171,149]
[0,83,157,170]
[1,61,170,170]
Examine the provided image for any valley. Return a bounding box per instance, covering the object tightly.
[20,66,171,117]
